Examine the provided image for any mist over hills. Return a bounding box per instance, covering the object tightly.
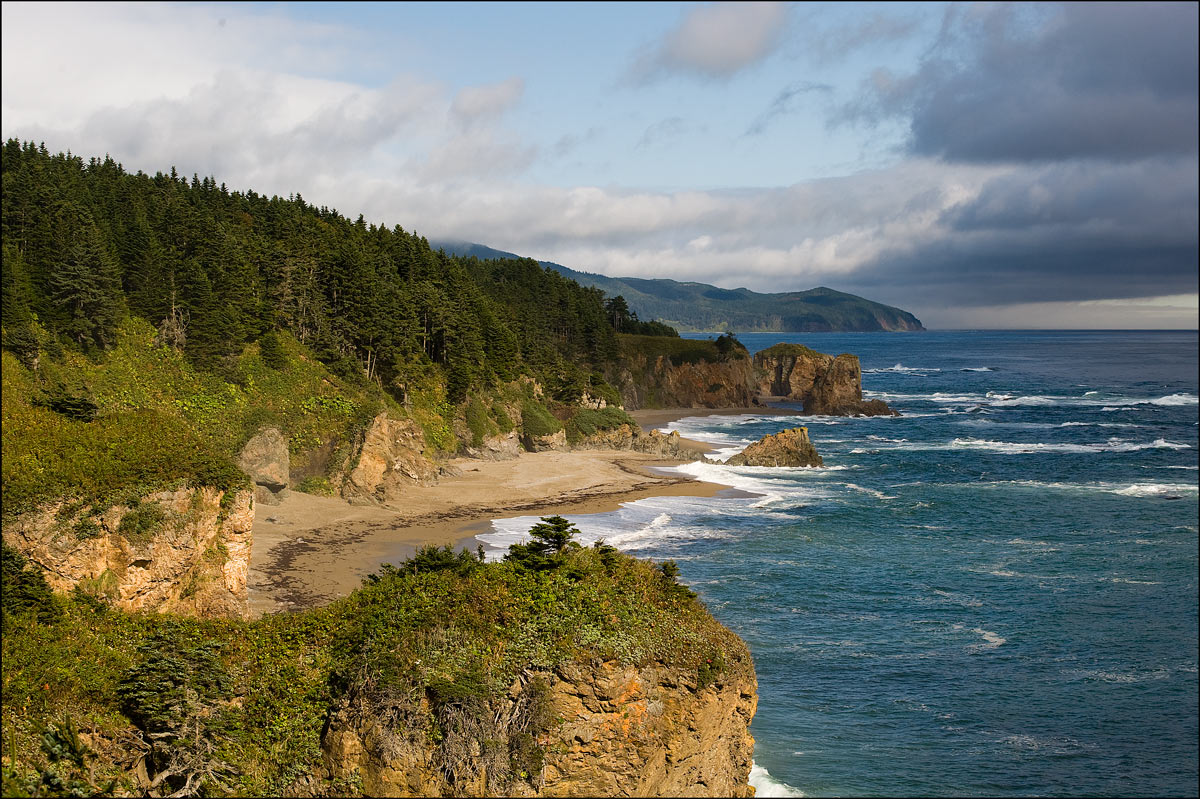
[433,240,924,333]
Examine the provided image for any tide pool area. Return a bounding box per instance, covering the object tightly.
[479,331,1198,797]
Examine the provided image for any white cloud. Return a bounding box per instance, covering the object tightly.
[450,77,525,126]
[630,1,788,82]
[3,2,1193,329]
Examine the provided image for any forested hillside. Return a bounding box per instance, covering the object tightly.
[2,141,621,400]
[0,141,649,516]
[433,239,925,332]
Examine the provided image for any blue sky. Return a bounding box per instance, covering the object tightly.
[2,1,1197,328]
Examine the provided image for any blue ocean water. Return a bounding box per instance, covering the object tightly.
[480,331,1199,797]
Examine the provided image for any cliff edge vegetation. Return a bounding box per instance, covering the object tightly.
[1,519,755,797]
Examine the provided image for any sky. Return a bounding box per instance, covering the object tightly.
[2,1,1197,329]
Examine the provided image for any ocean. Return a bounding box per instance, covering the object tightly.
[479,330,1199,797]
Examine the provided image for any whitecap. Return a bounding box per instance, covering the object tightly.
[1150,393,1199,406]
[969,627,1006,650]
[1110,483,1198,498]
[843,482,897,500]
[864,363,941,374]
[959,367,996,371]
[854,437,1191,454]
[748,763,807,797]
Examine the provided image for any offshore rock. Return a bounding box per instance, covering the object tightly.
[727,427,823,467]
[1,487,254,618]
[754,344,897,417]
[319,656,757,797]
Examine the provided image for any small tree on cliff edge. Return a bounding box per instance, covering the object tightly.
[505,515,579,571]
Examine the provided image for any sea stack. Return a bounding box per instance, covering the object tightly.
[754,343,897,416]
[727,427,823,467]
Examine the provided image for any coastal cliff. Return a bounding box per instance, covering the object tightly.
[320,657,757,797]
[1,486,253,618]
[755,343,896,416]
[2,525,757,798]
[609,335,756,410]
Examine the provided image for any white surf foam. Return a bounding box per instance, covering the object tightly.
[864,363,941,374]
[864,390,1198,409]
[749,763,806,797]
[960,367,996,371]
[850,437,1191,454]
[1109,483,1198,498]
[971,627,1007,650]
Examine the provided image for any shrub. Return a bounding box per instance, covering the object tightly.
[520,399,561,439]
[72,517,101,540]
[259,331,287,370]
[1,543,59,622]
[116,502,167,545]
[295,476,336,496]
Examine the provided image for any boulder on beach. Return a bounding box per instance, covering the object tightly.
[726,427,823,467]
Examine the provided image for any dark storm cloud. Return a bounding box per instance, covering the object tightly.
[847,2,1198,163]
[845,158,1199,307]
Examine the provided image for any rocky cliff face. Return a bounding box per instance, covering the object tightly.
[239,426,291,506]
[1,486,254,618]
[610,353,757,411]
[575,424,710,461]
[755,344,896,416]
[339,412,440,502]
[319,657,757,798]
[727,427,823,467]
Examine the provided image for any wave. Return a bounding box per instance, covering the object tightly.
[843,482,897,500]
[960,367,996,372]
[960,479,1199,498]
[749,763,806,797]
[1109,483,1198,498]
[864,363,941,374]
[971,627,1006,650]
[849,437,1191,455]
[865,390,1199,409]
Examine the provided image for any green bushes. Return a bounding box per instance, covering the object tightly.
[1,543,59,623]
[0,522,748,798]
[295,476,336,496]
[520,398,561,439]
[564,406,637,444]
[116,502,167,544]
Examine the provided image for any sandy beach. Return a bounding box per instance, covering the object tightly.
[248,444,734,616]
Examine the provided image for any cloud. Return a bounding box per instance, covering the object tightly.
[744,81,833,136]
[450,77,524,127]
[636,116,702,149]
[1,4,539,189]
[800,8,922,64]
[842,2,1199,162]
[629,1,788,82]
[3,2,1194,329]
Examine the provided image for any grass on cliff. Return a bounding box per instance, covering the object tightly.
[1,522,751,797]
[0,319,403,518]
[618,332,748,366]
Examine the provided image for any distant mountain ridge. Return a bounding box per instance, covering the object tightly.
[433,240,925,333]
